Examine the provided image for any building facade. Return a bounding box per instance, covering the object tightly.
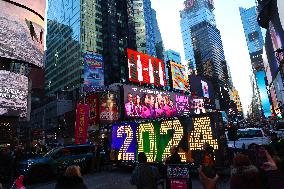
[45,0,103,95]
[180,0,215,70]
[133,0,156,57]
[151,8,164,60]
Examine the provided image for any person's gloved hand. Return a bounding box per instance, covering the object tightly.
[198,166,219,189]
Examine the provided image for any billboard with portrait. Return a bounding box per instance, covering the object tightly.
[86,94,100,126]
[0,70,28,117]
[0,0,46,68]
[100,92,119,124]
[170,61,189,91]
[123,85,192,119]
[84,52,104,90]
[127,49,167,87]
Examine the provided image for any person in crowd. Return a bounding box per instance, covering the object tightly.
[133,95,142,117]
[261,150,284,189]
[55,165,87,189]
[163,96,172,117]
[130,152,160,189]
[201,143,216,179]
[198,166,219,189]
[125,93,134,117]
[164,146,181,164]
[141,94,151,118]
[0,183,3,189]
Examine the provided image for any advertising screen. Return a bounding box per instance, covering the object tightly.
[170,61,189,91]
[127,49,167,87]
[75,104,89,144]
[256,71,272,117]
[189,75,214,99]
[111,113,223,162]
[100,92,119,124]
[0,70,28,117]
[84,52,104,90]
[86,94,100,126]
[0,0,46,68]
[123,85,192,119]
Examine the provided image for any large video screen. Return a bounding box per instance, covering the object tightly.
[111,114,222,162]
[123,85,192,119]
[127,49,167,87]
[256,71,272,117]
[0,70,28,117]
[100,92,119,124]
[170,61,189,91]
[0,0,46,68]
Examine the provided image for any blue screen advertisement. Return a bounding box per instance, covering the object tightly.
[84,52,104,90]
[256,71,272,117]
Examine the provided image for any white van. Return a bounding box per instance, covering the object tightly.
[227,128,270,149]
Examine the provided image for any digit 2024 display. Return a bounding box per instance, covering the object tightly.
[111,114,221,162]
[127,49,167,87]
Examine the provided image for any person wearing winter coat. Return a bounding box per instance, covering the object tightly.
[130,152,160,189]
[55,166,87,189]
[230,154,262,189]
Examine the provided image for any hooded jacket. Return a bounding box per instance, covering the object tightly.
[55,176,88,189]
[230,165,262,189]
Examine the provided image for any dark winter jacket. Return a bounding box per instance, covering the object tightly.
[266,170,284,189]
[55,176,88,189]
[130,163,159,189]
[166,153,181,164]
[230,165,262,189]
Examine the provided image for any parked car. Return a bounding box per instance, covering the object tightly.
[226,128,270,149]
[19,144,97,184]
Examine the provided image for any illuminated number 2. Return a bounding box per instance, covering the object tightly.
[160,120,186,162]
[117,125,135,160]
[137,123,156,162]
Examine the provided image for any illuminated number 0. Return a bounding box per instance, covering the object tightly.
[137,123,156,162]
[160,120,186,162]
[117,125,135,160]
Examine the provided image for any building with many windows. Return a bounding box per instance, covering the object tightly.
[133,0,156,57]
[45,0,103,96]
[151,8,164,60]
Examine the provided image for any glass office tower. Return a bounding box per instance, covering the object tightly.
[45,0,103,95]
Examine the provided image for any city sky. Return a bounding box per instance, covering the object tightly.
[151,0,258,115]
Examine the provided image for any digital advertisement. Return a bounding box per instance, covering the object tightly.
[0,70,28,117]
[170,61,189,91]
[84,52,104,90]
[0,0,45,67]
[86,94,100,126]
[127,49,167,87]
[75,104,90,144]
[123,85,192,119]
[100,92,119,124]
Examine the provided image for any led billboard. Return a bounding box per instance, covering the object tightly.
[0,70,28,117]
[84,52,104,90]
[127,49,167,87]
[170,62,189,91]
[0,0,46,68]
[123,85,192,119]
[100,92,119,124]
[111,114,223,162]
[256,71,272,117]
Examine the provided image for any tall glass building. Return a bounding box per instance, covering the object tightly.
[240,6,271,118]
[151,8,164,59]
[45,0,103,95]
[133,0,156,57]
[180,0,215,70]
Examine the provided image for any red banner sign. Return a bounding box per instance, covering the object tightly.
[75,104,90,144]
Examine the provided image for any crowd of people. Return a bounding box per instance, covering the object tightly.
[125,93,178,118]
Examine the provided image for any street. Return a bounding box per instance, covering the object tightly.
[28,170,230,189]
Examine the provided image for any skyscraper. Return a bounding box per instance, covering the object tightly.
[133,0,156,57]
[180,0,215,70]
[101,0,137,85]
[240,6,271,118]
[45,0,103,95]
[180,0,232,110]
[151,8,164,59]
